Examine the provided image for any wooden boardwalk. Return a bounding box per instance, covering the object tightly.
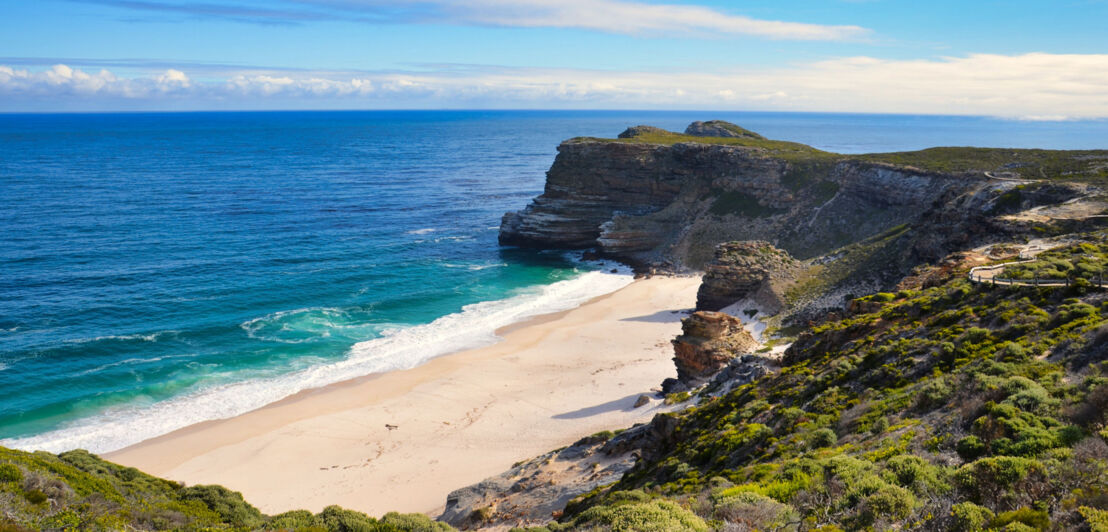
[968,256,1108,288]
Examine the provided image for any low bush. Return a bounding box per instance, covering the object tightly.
[951,502,995,532]
[0,463,22,483]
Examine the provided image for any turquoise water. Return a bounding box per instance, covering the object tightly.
[1,111,1106,453]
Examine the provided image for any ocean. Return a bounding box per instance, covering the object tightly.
[1,110,1106,453]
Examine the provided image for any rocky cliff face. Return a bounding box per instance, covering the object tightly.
[498,122,1006,270]
[498,141,689,249]
[501,121,1104,318]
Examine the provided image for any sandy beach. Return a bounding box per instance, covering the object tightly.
[107,275,701,517]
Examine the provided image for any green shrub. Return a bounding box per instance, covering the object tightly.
[1079,506,1108,532]
[958,456,1046,508]
[951,502,995,532]
[810,428,838,449]
[917,377,954,409]
[992,507,1050,531]
[859,483,915,525]
[180,484,266,529]
[268,510,322,530]
[23,489,47,505]
[572,500,709,532]
[871,416,889,435]
[963,327,992,344]
[0,463,22,483]
[664,391,692,405]
[713,491,798,530]
[883,455,949,494]
[317,505,380,532]
[380,511,454,531]
[957,436,987,461]
[998,522,1038,532]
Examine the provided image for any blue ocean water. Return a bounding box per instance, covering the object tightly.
[1,110,1106,453]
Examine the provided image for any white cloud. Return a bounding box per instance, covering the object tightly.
[419,0,871,40]
[4,53,1108,118]
[81,0,871,41]
[156,69,191,88]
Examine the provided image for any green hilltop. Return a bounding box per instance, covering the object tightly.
[571,125,1108,182]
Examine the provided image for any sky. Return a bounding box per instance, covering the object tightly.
[1,0,1107,116]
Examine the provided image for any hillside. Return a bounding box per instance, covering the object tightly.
[512,238,1108,531]
[0,445,452,531]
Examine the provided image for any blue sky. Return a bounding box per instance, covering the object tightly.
[2,0,1107,116]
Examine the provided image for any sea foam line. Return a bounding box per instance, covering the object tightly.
[1,263,633,454]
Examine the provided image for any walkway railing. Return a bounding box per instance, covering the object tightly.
[968,260,1108,288]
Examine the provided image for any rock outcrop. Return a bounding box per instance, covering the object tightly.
[618,125,669,138]
[702,354,771,397]
[684,120,765,139]
[671,311,759,384]
[439,432,638,530]
[696,241,800,312]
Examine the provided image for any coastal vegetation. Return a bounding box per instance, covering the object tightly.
[520,245,1108,530]
[1004,241,1108,282]
[576,127,1108,182]
[0,446,451,531]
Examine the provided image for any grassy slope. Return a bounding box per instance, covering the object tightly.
[0,446,453,531]
[568,128,1108,182]
[524,241,1108,531]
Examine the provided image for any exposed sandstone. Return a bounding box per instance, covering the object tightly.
[696,241,800,312]
[672,311,759,384]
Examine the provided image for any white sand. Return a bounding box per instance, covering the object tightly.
[107,276,701,517]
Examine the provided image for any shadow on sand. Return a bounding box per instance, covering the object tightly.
[552,393,653,420]
[618,308,692,324]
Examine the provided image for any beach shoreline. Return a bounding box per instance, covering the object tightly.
[106,275,701,517]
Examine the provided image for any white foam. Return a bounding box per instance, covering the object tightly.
[64,330,179,345]
[1,263,634,454]
[0,362,8,372]
[405,228,437,235]
[73,353,196,377]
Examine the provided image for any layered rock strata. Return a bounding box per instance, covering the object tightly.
[499,122,998,269]
[696,241,800,312]
[671,311,759,384]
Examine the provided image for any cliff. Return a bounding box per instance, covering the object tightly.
[500,122,1107,273]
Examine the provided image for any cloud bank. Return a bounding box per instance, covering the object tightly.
[72,0,870,40]
[4,53,1108,118]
